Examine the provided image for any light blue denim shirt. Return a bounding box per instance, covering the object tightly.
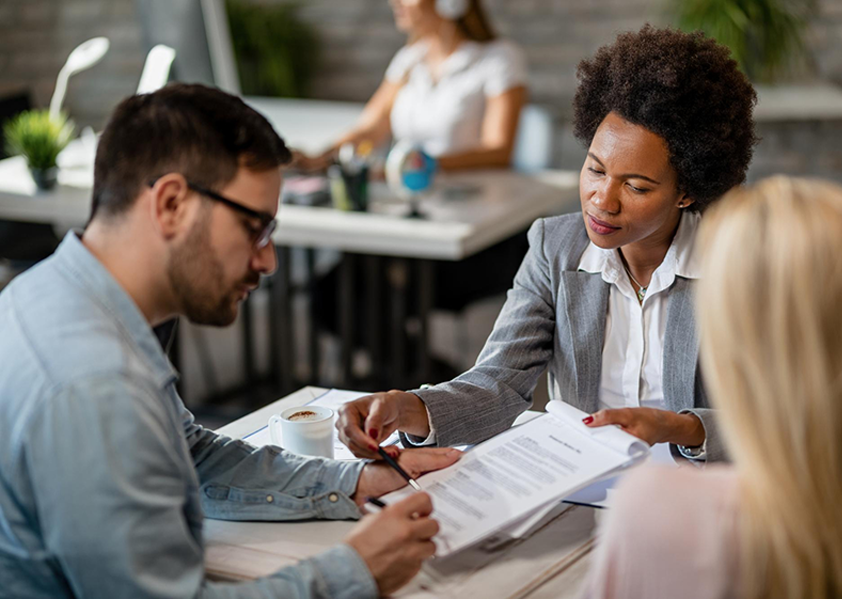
[0,232,377,598]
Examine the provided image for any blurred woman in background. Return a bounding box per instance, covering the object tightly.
[306,0,530,374]
[585,176,842,598]
[296,0,527,171]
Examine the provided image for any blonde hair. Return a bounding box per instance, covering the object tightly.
[697,176,842,597]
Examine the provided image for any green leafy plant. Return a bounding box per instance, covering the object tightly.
[673,0,817,82]
[226,0,320,98]
[3,110,74,170]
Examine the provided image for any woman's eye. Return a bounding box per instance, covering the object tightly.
[627,183,650,194]
[588,167,604,176]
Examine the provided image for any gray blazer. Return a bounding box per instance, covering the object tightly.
[409,213,726,462]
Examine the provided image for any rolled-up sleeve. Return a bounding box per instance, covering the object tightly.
[182,405,365,522]
[22,374,376,598]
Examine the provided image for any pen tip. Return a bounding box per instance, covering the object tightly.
[410,479,422,492]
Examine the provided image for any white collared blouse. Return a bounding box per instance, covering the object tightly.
[577,211,702,414]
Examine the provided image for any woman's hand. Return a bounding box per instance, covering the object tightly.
[582,407,705,447]
[336,390,431,458]
[289,149,335,173]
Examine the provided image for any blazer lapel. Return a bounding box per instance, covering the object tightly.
[560,271,609,413]
[663,277,700,412]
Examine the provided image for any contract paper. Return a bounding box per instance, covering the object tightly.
[379,400,649,556]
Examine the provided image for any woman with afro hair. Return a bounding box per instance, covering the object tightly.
[337,25,758,466]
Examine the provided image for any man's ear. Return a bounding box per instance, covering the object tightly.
[148,173,193,240]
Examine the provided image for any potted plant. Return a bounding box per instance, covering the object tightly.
[226,0,320,98]
[673,0,817,82]
[3,109,74,190]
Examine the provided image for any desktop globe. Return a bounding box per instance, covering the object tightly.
[385,140,437,218]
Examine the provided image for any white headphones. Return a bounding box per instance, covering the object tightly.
[435,0,470,20]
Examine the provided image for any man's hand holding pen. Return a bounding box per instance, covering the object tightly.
[344,492,439,596]
[345,445,461,595]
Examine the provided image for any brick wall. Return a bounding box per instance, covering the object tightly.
[0,0,143,129]
[1,0,841,176]
[299,0,669,107]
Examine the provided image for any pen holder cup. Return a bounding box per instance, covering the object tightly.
[329,164,369,212]
[269,406,335,459]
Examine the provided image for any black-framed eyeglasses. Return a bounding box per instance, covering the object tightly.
[148,177,277,249]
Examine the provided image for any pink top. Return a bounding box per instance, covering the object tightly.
[584,465,742,599]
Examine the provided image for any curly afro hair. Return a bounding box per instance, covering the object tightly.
[573,25,758,211]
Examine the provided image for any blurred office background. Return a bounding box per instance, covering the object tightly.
[2,0,842,423]
[2,0,842,176]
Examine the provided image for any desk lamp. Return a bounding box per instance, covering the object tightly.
[49,37,110,121]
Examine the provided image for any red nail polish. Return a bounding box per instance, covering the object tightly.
[582,416,594,425]
[368,429,378,439]
[369,444,379,451]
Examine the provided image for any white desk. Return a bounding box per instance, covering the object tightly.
[209,387,596,598]
[276,169,578,260]
[0,97,580,259]
[0,154,579,261]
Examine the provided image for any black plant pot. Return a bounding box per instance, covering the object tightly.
[29,166,58,190]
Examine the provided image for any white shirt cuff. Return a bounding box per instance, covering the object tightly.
[404,402,437,446]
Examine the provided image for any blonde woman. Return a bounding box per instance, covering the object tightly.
[584,176,842,598]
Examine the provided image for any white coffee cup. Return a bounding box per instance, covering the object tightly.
[269,405,334,459]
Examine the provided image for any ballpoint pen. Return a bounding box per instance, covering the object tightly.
[377,446,422,491]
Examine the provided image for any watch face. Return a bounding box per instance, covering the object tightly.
[679,443,705,458]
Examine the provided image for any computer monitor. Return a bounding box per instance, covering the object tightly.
[135,0,240,94]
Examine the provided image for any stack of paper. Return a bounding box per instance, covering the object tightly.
[237,390,653,555]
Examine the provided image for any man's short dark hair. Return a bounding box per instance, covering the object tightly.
[573,25,758,211]
[91,83,292,220]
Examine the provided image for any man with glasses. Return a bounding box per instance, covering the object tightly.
[0,84,459,598]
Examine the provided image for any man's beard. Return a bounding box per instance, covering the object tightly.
[167,212,253,327]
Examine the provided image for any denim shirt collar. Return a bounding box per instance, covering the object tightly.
[54,231,178,388]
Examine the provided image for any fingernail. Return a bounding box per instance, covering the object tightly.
[369,444,379,451]
[368,429,378,439]
[447,449,461,457]
[582,416,594,425]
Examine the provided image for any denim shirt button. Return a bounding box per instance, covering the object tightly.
[328,493,339,503]
[266,495,274,503]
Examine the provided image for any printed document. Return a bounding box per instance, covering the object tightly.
[379,400,649,556]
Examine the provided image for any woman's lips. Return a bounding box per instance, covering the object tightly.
[587,214,621,235]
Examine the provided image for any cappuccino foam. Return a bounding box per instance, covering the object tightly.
[287,410,320,422]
